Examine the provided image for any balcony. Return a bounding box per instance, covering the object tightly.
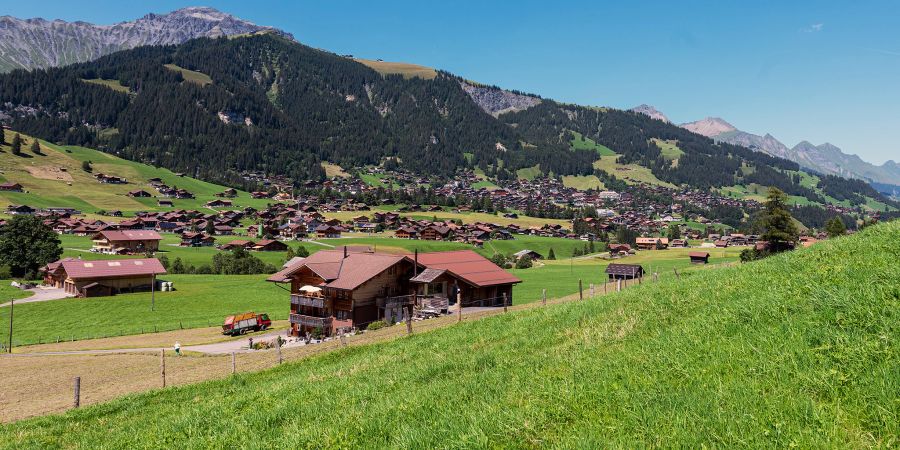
[290,294,325,308]
[290,314,332,328]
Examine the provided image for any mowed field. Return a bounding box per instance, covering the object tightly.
[2,222,895,446]
[354,59,438,80]
[0,130,275,214]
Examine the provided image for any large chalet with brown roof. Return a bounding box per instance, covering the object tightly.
[267,248,520,337]
[42,258,166,297]
[91,230,162,254]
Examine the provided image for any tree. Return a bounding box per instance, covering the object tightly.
[295,245,309,257]
[82,160,93,172]
[171,257,186,274]
[284,246,295,262]
[758,187,799,252]
[825,216,847,238]
[515,255,533,269]
[30,139,41,155]
[10,133,22,156]
[0,130,6,146]
[0,215,62,278]
[547,247,556,260]
[667,224,681,240]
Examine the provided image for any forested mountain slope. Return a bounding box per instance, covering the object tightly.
[0,34,891,207]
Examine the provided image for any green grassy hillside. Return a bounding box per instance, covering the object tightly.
[0,130,274,215]
[3,221,896,446]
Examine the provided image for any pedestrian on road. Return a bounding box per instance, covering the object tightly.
[174,341,181,356]
[248,337,253,350]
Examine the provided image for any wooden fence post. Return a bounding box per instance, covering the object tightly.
[73,377,81,408]
[276,337,282,365]
[406,305,413,335]
[542,288,547,306]
[617,279,621,292]
[160,349,166,388]
[579,279,583,301]
[589,283,594,299]
[457,292,463,323]
[673,268,680,280]
[231,352,236,375]
[340,333,347,347]
[502,292,508,313]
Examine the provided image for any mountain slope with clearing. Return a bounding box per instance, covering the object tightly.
[2,221,897,447]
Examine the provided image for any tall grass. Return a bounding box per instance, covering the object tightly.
[2,221,897,447]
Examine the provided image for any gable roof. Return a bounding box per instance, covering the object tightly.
[415,250,521,287]
[58,258,166,279]
[605,263,643,276]
[267,249,411,291]
[94,230,162,242]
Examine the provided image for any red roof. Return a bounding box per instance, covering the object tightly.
[94,230,162,242]
[415,250,521,287]
[58,258,166,279]
[267,249,410,290]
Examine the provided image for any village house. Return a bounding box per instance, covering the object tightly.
[127,190,152,198]
[41,257,166,297]
[6,204,35,215]
[267,248,520,337]
[315,224,343,239]
[91,230,162,254]
[0,182,24,192]
[180,232,216,247]
[635,237,669,250]
[252,239,289,252]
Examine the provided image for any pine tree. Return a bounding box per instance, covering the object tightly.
[11,133,22,156]
[30,139,41,155]
[547,247,556,260]
[824,216,846,238]
[759,187,799,252]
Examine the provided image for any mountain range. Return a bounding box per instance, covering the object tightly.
[0,7,893,210]
[0,7,293,72]
[632,109,900,190]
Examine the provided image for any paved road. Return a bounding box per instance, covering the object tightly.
[1,287,71,308]
[3,329,289,357]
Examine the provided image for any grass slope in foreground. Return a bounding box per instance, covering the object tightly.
[3,222,899,447]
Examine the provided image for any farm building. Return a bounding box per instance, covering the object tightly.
[315,224,343,239]
[252,239,288,252]
[689,252,710,264]
[41,257,166,297]
[127,190,151,197]
[605,263,644,280]
[220,240,255,250]
[6,204,35,215]
[0,182,24,192]
[513,249,543,261]
[267,249,519,337]
[91,230,162,254]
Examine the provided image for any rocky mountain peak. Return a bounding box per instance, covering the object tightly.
[629,104,670,123]
[0,7,293,72]
[679,117,737,137]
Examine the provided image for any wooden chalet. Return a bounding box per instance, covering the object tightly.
[0,182,24,192]
[91,230,162,254]
[252,239,289,252]
[267,249,520,337]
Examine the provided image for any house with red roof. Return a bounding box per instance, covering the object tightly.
[91,230,162,254]
[267,248,520,337]
[41,258,166,297]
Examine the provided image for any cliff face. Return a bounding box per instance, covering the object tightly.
[0,7,293,72]
[460,82,541,116]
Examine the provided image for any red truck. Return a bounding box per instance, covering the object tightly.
[222,312,271,336]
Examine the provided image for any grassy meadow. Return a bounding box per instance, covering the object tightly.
[2,221,896,446]
[0,275,283,346]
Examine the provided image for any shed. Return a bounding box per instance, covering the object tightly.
[605,263,644,280]
[689,251,710,264]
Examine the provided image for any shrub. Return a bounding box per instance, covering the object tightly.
[366,320,388,331]
[515,255,533,269]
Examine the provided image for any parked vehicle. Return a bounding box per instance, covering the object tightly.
[222,312,271,336]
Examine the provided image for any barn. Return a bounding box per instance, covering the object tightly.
[42,258,166,297]
[605,263,644,280]
[689,252,710,264]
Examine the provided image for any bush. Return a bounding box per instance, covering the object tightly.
[366,320,388,331]
[515,255,533,269]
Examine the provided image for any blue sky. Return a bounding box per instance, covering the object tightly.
[5,1,899,164]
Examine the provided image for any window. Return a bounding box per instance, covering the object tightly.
[336,310,351,321]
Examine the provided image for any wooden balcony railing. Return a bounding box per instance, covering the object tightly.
[289,314,332,328]
[290,294,325,308]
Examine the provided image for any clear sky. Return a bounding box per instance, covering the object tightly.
[5,1,899,164]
